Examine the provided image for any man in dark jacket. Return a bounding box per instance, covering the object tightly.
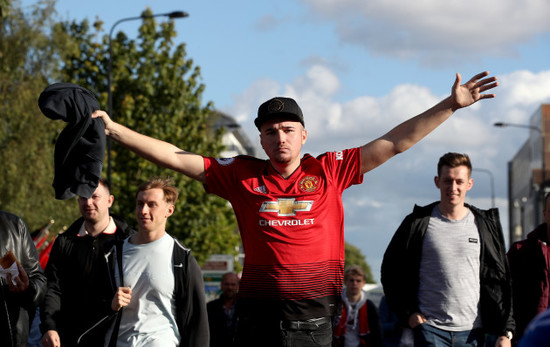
[381,153,514,347]
[0,211,47,347]
[107,177,208,346]
[41,179,134,347]
[207,272,240,347]
[507,192,550,341]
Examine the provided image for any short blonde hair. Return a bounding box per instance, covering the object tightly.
[137,177,179,205]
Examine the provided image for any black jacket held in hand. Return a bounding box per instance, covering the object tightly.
[38,83,105,200]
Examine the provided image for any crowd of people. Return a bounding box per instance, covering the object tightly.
[1,71,550,346]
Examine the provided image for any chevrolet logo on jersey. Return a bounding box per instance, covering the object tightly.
[259,198,314,216]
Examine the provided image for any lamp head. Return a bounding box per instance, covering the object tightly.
[168,11,188,18]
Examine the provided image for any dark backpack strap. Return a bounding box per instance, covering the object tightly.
[108,241,125,347]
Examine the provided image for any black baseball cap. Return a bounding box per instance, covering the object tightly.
[254,97,304,130]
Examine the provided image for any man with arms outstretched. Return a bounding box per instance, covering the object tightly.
[93,72,498,347]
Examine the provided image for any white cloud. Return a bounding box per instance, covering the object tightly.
[301,0,550,64]
[228,65,550,163]
[498,70,550,108]
[223,65,550,282]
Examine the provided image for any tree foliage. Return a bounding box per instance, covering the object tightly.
[0,0,80,231]
[55,9,240,264]
[1,2,373,276]
[345,242,376,283]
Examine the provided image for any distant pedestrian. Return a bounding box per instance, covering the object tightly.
[207,272,239,347]
[333,265,382,347]
[507,192,550,342]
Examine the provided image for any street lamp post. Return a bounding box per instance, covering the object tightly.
[494,122,545,191]
[472,168,495,208]
[107,11,189,184]
[494,121,546,242]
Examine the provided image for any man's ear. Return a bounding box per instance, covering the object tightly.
[166,204,175,218]
[434,176,440,189]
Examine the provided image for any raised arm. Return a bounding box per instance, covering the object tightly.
[360,71,498,174]
[92,111,207,184]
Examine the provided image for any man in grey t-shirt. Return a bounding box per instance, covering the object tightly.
[381,152,515,347]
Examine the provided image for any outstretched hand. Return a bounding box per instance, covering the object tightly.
[451,71,498,111]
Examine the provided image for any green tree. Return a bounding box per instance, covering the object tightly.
[0,0,80,232]
[345,242,376,283]
[56,9,240,264]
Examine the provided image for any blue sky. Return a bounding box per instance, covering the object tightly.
[35,0,550,282]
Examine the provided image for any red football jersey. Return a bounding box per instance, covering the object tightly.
[203,148,363,319]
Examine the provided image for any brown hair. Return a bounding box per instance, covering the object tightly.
[98,178,111,194]
[437,152,472,177]
[344,265,366,282]
[137,177,179,205]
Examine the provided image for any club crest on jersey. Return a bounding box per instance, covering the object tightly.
[299,176,319,193]
[259,198,313,216]
[215,157,235,166]
[254,185,267,194]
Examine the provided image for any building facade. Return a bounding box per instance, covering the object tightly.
[508,104,550,244]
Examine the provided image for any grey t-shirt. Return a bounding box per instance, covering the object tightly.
[418,206,482,331]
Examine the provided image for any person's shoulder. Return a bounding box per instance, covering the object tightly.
[467,204,503,225]
[235,155,267,169]
[313,148,361,160]
[58,218,84,238]
[466,203,497,216]
[111,215,135,237]
[409,202,438,216]
[208,155,267,173]
[214,155,265,164]
[509,238,528,248]
[235,154,263,162]
[519,309,550,346]
[0,210,21,220]
[207,297,222,308]
[0,210,27,227]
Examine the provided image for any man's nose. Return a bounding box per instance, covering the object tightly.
[276,130,285,143]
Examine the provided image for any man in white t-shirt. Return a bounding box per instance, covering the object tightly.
[106,177,208,346]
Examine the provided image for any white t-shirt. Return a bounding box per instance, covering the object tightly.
[114,233,180,347]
